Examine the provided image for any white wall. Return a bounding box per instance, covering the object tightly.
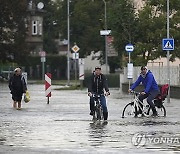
[123,66,180,86]
[148,57,180,67]
[84,51,109,74]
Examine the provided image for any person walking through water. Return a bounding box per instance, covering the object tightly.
[9,68,27,110]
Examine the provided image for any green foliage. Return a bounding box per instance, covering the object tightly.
[56,0,105,58]
[40,0,59,54]
[39,0,180,69]
[1,0,179,71]
[131,0,180,65]
[20,55,67,79]
[0,0,27,63]
[108,0,137,68]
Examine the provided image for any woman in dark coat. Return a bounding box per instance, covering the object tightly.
[9,68,27,110]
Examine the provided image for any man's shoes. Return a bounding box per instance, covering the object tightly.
[134,110,142,117]
[137,110,142,115]
[152,112,158,117]
[152,107,158,117]
[103,112,108,120]
[90,110,94,116]
[103,120,108,125]
[141,114,145,117]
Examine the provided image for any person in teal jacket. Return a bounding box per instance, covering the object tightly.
[128,66,159,116]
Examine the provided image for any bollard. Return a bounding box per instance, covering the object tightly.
[45,73,51,104]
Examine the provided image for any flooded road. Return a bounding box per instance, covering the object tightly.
[0,83,180,153]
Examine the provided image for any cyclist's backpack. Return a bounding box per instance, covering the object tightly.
[159,84,169,101]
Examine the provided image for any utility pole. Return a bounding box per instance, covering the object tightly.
[103,0,108,74]
[167,0,170,103]
[67,0,70,85]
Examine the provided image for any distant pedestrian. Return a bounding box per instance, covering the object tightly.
[9,68,27,110]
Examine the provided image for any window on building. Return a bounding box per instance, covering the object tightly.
[38,21,42,35]
[32,20,38,35]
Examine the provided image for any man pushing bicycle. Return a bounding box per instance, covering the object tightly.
[88,66,110,121]
[128,66,159,117]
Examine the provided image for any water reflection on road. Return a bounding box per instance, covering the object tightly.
[0,83,180,153]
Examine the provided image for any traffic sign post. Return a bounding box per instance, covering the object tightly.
[72,45,80,53]
[79,58,85,89]
[125,44,134,63]
[125,44,134,89]
[162,38,174,103]
[162,38,174,51]
[100,29,111,74]
[72,44,80,86]
[72,53,79,59]
[39,51,46,80]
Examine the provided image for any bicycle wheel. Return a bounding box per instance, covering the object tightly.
[99,107,104,120]
[147,105,166,117]
[96,107,104,120]
[93,107,101,120]
[122,102,136,118]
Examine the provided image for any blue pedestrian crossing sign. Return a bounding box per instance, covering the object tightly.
[162,38,174,51]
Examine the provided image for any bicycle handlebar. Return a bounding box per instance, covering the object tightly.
[92,93,104,97]
[88,92,109,97]
[129,91,141,96]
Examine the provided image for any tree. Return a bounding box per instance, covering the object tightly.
[131,0,180,65]
[41,0,137,72]
[37,0,180,71]
[56,0,105,58]
[0,0,27,63]
[108,0,137,69]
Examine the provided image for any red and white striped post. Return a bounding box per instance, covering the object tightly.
[45,73,51,104]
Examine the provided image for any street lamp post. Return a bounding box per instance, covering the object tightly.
[67,0,70,85]
[166,0,170,103]
[103,0,108,74]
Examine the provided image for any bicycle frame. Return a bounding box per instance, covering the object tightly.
[122,91,166,118]
[131,92,150,117]
[92,94,103,120]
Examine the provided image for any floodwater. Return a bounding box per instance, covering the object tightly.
[0,83,180,154]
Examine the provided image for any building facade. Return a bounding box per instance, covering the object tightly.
[26,0,44,55]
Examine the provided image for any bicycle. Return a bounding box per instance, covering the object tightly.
[122,91,166,118]
[91,94,104,121]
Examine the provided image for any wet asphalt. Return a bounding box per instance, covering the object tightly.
[0,83,180,154]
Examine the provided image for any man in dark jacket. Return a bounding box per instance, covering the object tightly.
[128,66,159,116]
[9,68,27,110]
[88,66,110,121]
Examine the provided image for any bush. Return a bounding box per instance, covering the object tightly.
[21,55,67,80]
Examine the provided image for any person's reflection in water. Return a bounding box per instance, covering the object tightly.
[88,121,108,147]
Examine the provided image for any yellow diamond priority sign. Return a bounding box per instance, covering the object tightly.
[72,45,80,53]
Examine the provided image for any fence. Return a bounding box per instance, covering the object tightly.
[122,66,180,86]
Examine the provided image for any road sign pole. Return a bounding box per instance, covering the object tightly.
[42,61,45,80]
[128,52,131,89]
[72,45,80,86]
[125,44,134,90]
[167,0,170,103]
[40,51,46,81]
[67,0,70,86]
[75,58,77,86]
[79,58,85,89]
[128,52,131,63]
